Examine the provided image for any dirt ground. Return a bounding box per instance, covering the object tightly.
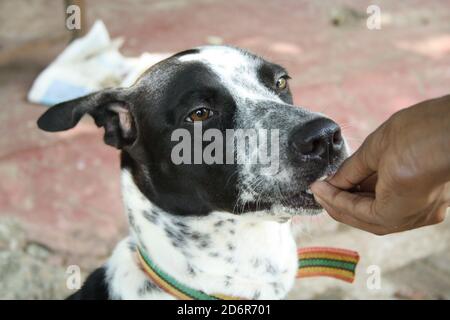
[0,0,449,299]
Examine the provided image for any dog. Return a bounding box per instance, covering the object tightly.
[37,45,347,300]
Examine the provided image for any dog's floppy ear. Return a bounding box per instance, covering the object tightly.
[37,88,136,149]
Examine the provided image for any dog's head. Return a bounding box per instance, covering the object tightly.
[38,46,347,217]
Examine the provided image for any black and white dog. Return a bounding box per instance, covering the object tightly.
[38,45,347,300]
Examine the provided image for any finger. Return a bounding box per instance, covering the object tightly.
[311,181,379,224]
[317,196,389,235]
[328,131,383,190]
[424,203,448,226]
[386,210,444,234]
[347,173,377,193]
[359,173,378,193]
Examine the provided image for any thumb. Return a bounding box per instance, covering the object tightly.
[311,181,382,231]
[328,127,384,190]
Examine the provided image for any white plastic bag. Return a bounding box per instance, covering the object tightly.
[28,20,171,106]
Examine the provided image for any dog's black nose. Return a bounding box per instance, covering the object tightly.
[289,118,344,161]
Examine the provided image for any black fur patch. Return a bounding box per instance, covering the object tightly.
[170,48,200,58]
[137,280,160,296]
[120,61,239,217]
[66,267,109,300]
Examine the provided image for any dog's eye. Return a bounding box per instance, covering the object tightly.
[275,76,289,90]
[186,108,214,122]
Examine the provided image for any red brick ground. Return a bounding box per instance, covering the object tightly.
[1,0,449,262]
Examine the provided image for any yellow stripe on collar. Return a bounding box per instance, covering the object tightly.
[296,247,359,283]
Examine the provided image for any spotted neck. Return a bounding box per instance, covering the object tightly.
[120,169,298,299]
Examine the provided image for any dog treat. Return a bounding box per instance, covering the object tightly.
[297,247,359,283]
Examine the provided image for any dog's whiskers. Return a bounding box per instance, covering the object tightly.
[233,176,267,214]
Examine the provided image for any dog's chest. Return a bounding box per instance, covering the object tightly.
[103,170,299,300]
[106,229,298,300]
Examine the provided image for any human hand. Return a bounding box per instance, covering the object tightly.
[311,95,450,235]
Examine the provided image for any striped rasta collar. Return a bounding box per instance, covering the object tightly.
[136,245,359,300]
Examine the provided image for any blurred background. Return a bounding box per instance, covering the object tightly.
[0,0,449,299]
